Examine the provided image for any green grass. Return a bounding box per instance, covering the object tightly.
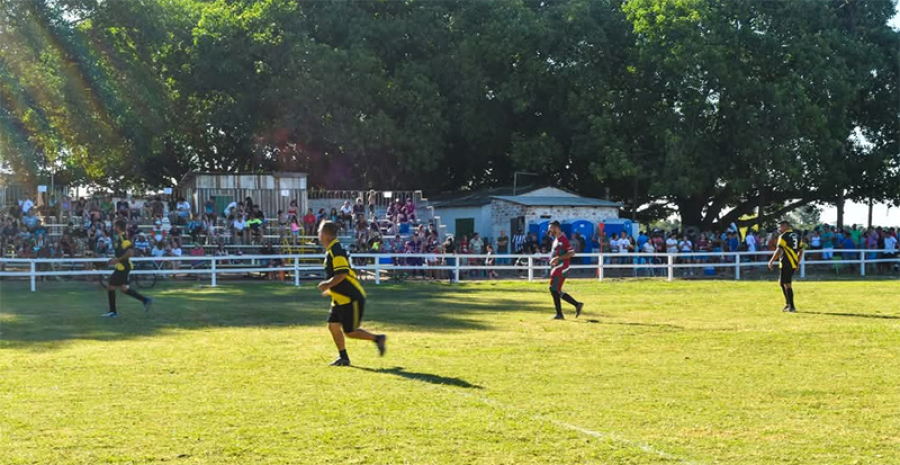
[1,278,898,465]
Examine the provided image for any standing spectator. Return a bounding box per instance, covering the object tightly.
[822,225,835,260]
[352,198,366,223]
[470,232,483,255]
[151,196,165,219]
[512,229,526,254]
[289,216,300,244]
[496,230,509,264]
[485,244,499,279]
[884,229,898,273]
[679,234,694,276]
[640,237,657,276]
[287,199,299,221]
[367,190,377,218]
[665,233,679,254]
[745,230,757,253]
[443,235,457,282]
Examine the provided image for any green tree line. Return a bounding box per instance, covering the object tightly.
[1,0,897,228]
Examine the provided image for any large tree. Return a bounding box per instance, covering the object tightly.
[2,0,896,223]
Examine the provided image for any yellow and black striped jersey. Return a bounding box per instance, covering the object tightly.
[778,230,802,270]
[114,236,133,272]
[324,239,366,306]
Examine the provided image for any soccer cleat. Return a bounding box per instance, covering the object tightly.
[552,314,565,320]
[375,335,387,357]
[575,302,584,318]
[329,358,351,367]
[788,307,797,313]
[144,298,154,313]
[101,311,118,318]
[782,305,792,312]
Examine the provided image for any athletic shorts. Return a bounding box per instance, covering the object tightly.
[549,273,567,293]
[780,265,795,285]
[328,299,365,333]
[109,269,130,287]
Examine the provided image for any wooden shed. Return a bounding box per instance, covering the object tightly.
[179,172,308,219]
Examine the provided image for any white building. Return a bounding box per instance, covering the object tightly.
[432,186,622,243]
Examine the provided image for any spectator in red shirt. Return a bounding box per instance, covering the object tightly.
[303,209,317,236]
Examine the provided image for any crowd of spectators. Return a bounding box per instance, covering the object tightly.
[4,191,898,280]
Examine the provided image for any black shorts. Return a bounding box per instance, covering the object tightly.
[328,299,365,333]
[109,269,131,286]
[780,265,795,285]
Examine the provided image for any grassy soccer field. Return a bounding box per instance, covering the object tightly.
[1,279,898,465]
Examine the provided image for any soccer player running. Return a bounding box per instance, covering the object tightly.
[548,221,585,320]
[102,220,153,317]
[317,221,386,366]
[768,220,803,313]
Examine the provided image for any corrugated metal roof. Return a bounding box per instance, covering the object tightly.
[430,185,542,208]
[491,196,622,208]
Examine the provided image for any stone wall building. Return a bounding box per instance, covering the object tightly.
[432,186,622,244]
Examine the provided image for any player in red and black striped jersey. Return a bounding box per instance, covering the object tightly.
[768,220,803,313]
[548,221,584,320]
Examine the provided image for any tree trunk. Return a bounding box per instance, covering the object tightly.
[836,190,845,230]
[867,198,874,229]
[677,197,704,230]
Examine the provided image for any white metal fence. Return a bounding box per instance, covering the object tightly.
[1,249,897,292]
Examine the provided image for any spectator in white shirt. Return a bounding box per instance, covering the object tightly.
[679,235,694,276]
[233,215,247,245]
[665,235,679,253]
[176,198,191,222]
[745,230,757,253]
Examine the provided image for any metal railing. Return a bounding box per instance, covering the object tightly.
[1,249,897,292]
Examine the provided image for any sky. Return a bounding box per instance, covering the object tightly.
[819,201,900,228]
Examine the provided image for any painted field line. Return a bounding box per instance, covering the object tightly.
[435,384,703,465]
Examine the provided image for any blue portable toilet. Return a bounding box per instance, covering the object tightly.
[528,223,541,237]
[560,222,573,238]
[538,221,550,238]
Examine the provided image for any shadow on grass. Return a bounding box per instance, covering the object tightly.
[0,281,545,350]
[353,366,482,389]
[800,311,900,320]
[582,319,685,331]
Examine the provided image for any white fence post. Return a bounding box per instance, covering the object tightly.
[667,255,674,282]
[30,260,36,292]
[211,257,217,287]
[597,254,604,281]
[800,255,806,279]
[735,254,741,280]
[374,259,381,285]
[860,251,866,277]
[527,257,534,282]
[453,255,460,283]
[294,258,300,286]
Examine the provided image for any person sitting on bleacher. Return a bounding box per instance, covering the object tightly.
[386,201,399,223]
[340,201,353,230]
[134,234,151,257]
[187,214,206,245]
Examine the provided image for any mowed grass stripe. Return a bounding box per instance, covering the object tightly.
[1,279,898,464]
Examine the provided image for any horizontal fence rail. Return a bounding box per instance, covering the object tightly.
[1,249,897,292]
